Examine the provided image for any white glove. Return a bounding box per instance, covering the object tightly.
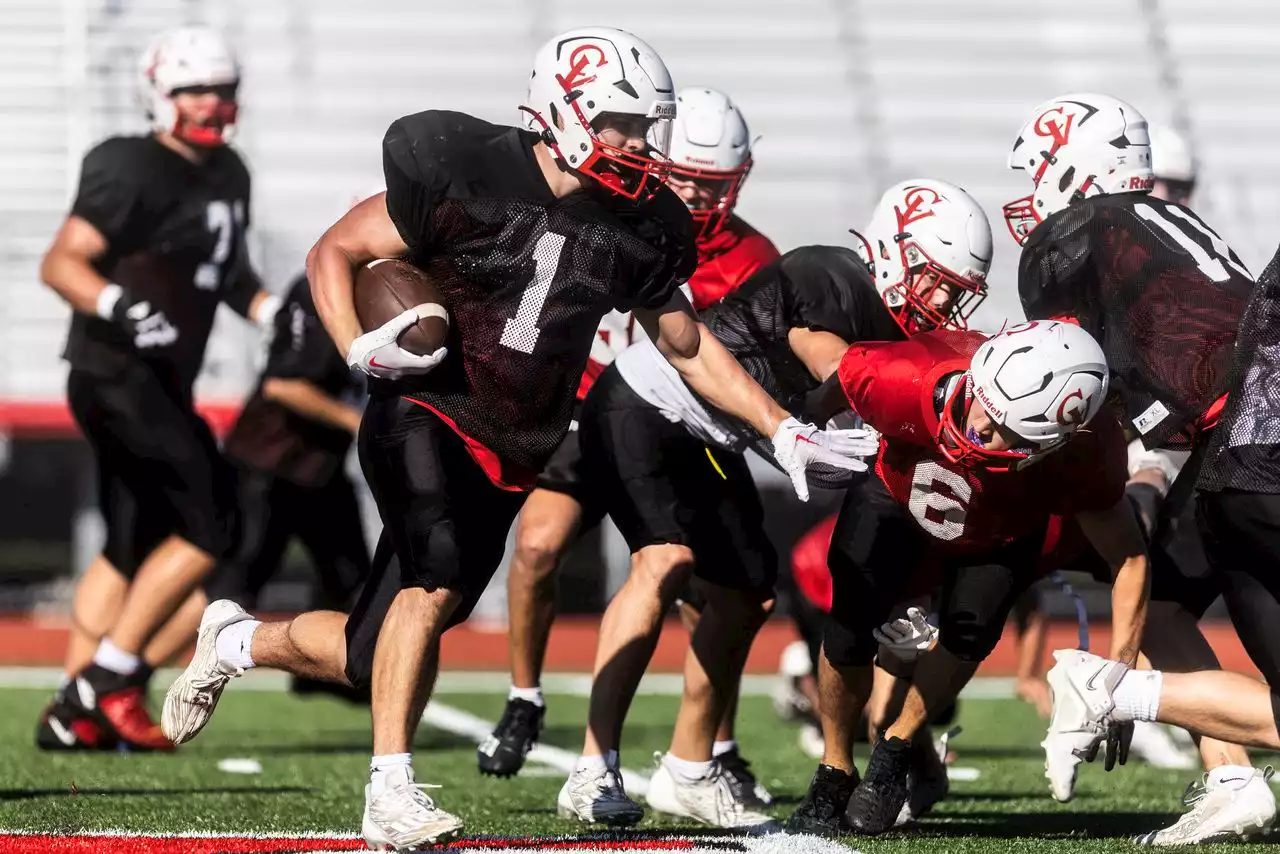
[771,416,878,501]
[873,607,938,660]
[346,308,448,380]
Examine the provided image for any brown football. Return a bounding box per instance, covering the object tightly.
[353,259,449,356]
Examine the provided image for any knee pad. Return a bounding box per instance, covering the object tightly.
[823,615,877,668]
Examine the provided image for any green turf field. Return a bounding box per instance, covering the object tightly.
[0,683,1271,851]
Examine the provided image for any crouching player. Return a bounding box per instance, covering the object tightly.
[787,321,1150,835]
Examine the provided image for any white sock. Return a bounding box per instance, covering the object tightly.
[574,750,618,774]
[1208,764,1256,789]
[663,753,714,786]
[215,620,261,671]
[92,638,140,676]
[369,752,412,797]
[508,685,545,708]
[712,740,737,758]
[1112,669,1163,722]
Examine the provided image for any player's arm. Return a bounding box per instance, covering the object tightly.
[1074,498,1149,667]
[307,192,408,358]
[39,215,114,316]
[789,328,852,382]
[222,252,281,328]
[261,378,362,435]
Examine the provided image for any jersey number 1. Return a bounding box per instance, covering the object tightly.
[1134,203,1251,283]
[500,231,567,354]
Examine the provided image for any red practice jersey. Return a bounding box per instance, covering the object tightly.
[687,215,779,310]
[838,330,1129,555]
[791,514,837,613]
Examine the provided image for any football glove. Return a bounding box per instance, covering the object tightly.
[346,307,448,380]
[771,416,878,502]
[98,284,178,350]
[873,607,939,660]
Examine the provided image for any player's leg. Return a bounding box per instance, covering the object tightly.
[788,478,920,835]
[141,589,206,667]
[482,487,582,776]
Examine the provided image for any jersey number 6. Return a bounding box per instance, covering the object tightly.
[908,461,972,541]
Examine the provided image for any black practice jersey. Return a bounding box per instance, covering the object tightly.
[382,110,695,479]
[1018,194,1253,450]
[223,275,361,488]
[703,245,904,414]
[63,135,256,393]
[1199,245,1280,493]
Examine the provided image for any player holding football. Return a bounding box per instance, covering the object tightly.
[161,28,864,849]
[557,179,991,828]
[786,322,1150,836]
[1003,93,1274,843]
[35,27,279,752]
[483,87,779,785]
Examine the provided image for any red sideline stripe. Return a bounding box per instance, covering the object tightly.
[0,400,243,439]
[0,834,364,853]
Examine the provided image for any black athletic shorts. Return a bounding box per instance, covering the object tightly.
[1147,442,1220,617]
[533,403,606,530]
[204,462,369,610]
[578,364,776,595]
[343,396,527,689]
[825,476,1040,667]
[67,363,234,576]
[1197,489,1280,690]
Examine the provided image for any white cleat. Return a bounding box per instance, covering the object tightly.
[1042,649,1129,802]
[363,766,463,850]
[645,758,777,830]
[1128,721,1197,770]
[1135,766,1276,846]
[557,764,644,826]
[161,599,254,744]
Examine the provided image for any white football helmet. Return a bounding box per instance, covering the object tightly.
[941,321,1109,470]
[138,27,240,146]
[667,87,752,239]
[1148,124,1197,204]
[521,27,676,201]
[1004,93,1153,244]
[851,179,992,335]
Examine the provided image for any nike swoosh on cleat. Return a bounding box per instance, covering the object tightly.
[75,677,97,709]
[1084,664,1109,692]
[47,716,77,746]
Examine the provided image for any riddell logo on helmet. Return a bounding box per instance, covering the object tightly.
[683,155,717,166]
[560,43,608,90]
[973,384,1005,421]
[899,187,942,226]
[1128,176,1155,190]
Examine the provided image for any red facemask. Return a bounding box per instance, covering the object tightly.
[667,159,751,240]
[936,375,1036,472]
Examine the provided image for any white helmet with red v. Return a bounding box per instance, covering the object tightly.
[1004,93,1153,244]
[138,27,240,146]
[668,87,753,238]
[851,178,992,336]
[521,27,676,201]
[940,320,1109,470]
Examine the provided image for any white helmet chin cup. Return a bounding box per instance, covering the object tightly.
[521,27,676,199]
[969,320,1109,451]
[138,27,240,144]
[853,178,992,334]
[1003,93,1153,244]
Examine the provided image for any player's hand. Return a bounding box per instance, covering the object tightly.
[771,416,876,501]
[1103,720,1133,771]
[108,291,179,350]
[346,308,448,380]
[873,607,938,659]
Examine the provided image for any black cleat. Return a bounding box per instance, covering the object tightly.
[896,731,951,826]
[477,697,544,777]
[36,688,116,751]
[846,736,911,836]
[786,763,859,835]
[718,746,773,808]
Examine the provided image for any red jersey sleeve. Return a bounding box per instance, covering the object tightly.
[687,217,780,310]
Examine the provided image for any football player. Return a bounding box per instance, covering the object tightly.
[786,322,1150,836]
[36,27,278,752]
[557,179,991,828]
[483,87,779,784]
[1044,247,1280,843]
[160,28,861,849]
[1006,93,1273,842]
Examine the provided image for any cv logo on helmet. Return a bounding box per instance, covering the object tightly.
[899,186,942,227]
[559,43,609,91]
[1055,387,1092,427]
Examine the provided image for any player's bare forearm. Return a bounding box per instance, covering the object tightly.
[1077,498,1150,665]
[39,216,111,316]
[639,296,787,438]
[262,378,363,435]
[308,192,408,358]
